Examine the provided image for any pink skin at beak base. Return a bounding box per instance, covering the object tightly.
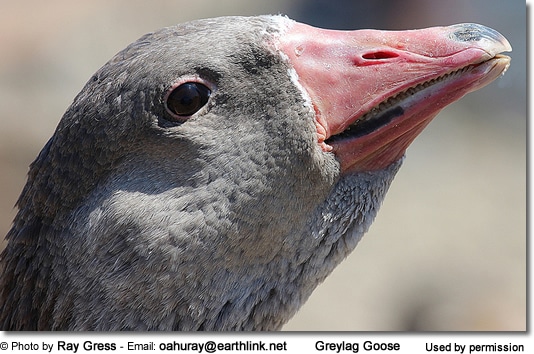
[278,21,511,173]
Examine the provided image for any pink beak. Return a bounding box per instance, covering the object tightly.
[278,22,512,173]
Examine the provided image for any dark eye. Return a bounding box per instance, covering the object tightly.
[165,82,211,117]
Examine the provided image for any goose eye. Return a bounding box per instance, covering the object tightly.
[165,82,211,118]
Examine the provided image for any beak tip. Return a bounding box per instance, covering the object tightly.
[449,23,512,53]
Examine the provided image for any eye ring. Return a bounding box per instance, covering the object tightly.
[164,80,212,121]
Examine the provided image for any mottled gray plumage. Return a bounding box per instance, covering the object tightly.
[0,16,399,330]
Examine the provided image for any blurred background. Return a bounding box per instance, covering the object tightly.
[0,0,525,331]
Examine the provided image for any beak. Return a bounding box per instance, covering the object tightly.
[278,22,512,172]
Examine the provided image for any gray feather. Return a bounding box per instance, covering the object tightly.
[0,15,401,330]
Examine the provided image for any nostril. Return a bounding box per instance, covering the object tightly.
[362,51,400,60]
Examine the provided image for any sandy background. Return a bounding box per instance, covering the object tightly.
[0,0,526,331]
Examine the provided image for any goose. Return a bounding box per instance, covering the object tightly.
[0,15,511,330]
